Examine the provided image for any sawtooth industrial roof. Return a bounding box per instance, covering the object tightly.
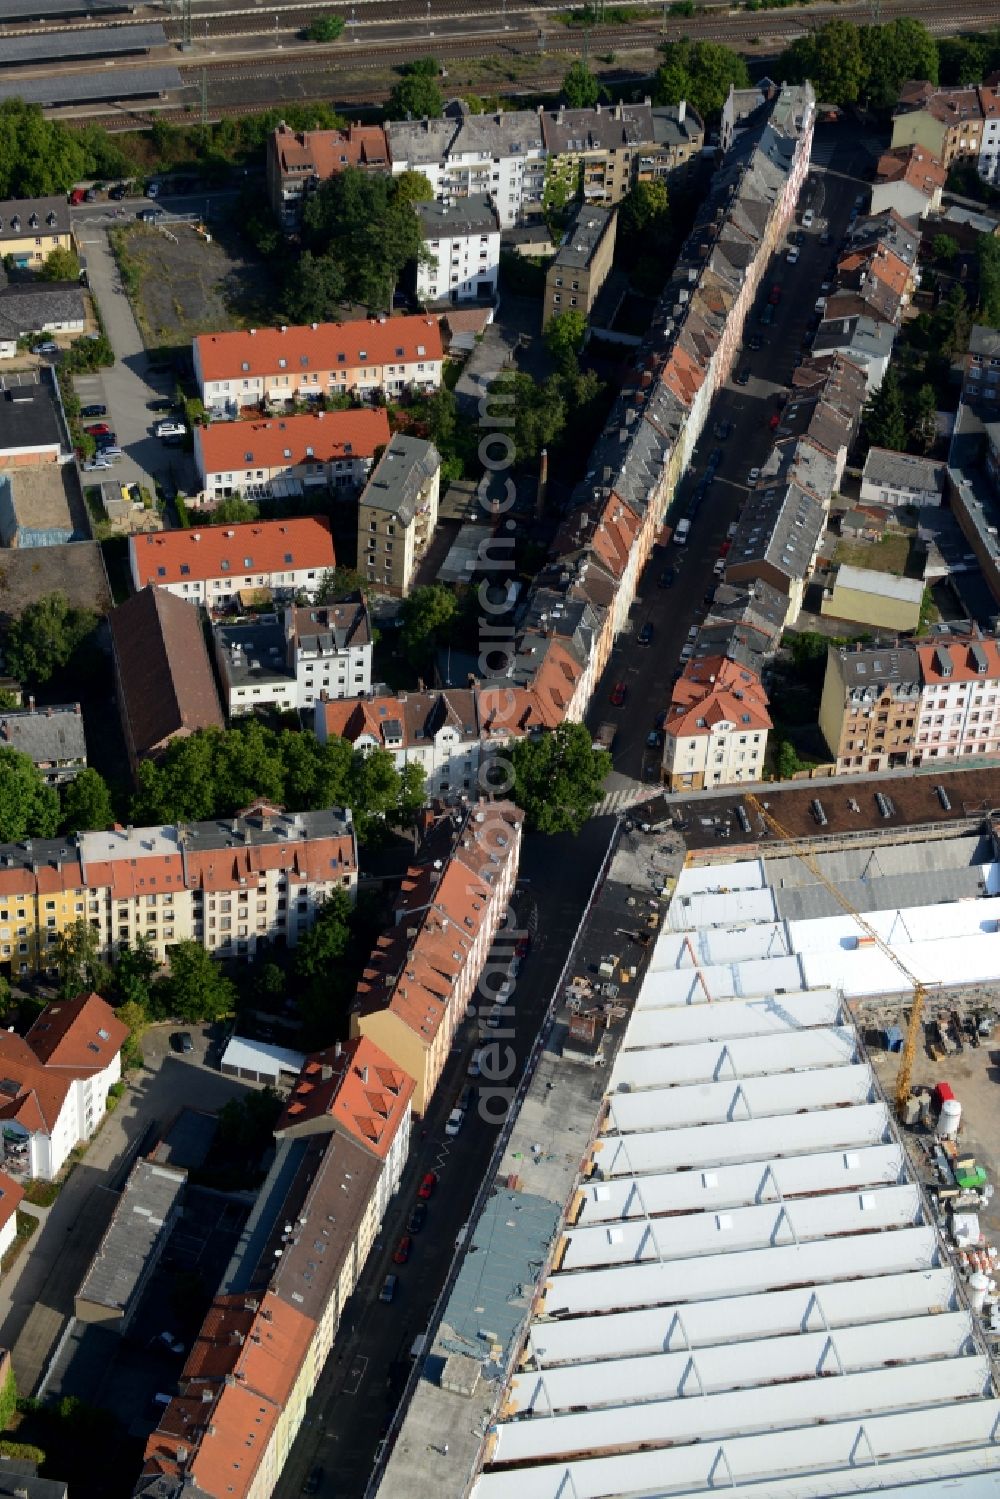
[0,65,182,106]
[472,831,1000,1499]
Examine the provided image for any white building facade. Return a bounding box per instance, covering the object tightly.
[415,197,500,305]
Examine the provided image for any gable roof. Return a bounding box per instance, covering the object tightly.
[130,517,335,588]
[194,315,443,384]
[666,656,772,739]
[109,587,224,760]
[276,1035,414,1155]
[26,991,128,1070]
[271,121,389,177]
[196,408,389,475]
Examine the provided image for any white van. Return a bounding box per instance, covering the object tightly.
[674,517,691,546]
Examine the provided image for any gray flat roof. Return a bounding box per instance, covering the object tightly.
[552,204,612,271]
[0,706,86,767]
[3,21,164,65]
[77,1158,186,1314]
[416,195,498,240]
[0,65,182,106]
[361,434,439,522]
[0,0,128,14]
[216,618,294,690]
[0,371,65,455]
[862,446,946,494]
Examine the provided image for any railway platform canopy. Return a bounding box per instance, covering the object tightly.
[0,0,133,18]
[2,21,166,66]
[0,64,183,107]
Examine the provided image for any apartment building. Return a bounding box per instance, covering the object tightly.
[661,657,771,790]
[819,644,922,774]
[914,636,1000,764]
[724,479,826,625]
[0,196,72,269]
[892,81,985,169]
[812,313,895,393]
[388,109,545,229]
[0,704,86,785]
[980,83,1000,187]
[871,144,946,221]
[860,447,947,508]
[351,802,523,1113]
[719,80,775,154]
[542,203,617,329]
[194,408,390,503]
[214,595,373,715]
[129,516,336,609]
[110,587,224,772]
[193,316,443,414]
[539,100,702,208]
[0,992,127,1180]
[357,435,441,595]
[139,1130,382,1499]
[963,323,1000,404]
[276,1034,414,1226]
[0,802,357,977]
[414,197,500,305]
[266,120,389,229]
[317,688,481,798]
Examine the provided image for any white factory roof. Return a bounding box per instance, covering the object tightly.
[474,838,1000,1499]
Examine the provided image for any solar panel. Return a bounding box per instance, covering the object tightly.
[0,65,183,106]
[3,21,165,64]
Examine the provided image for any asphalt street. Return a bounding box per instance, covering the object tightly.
[274,816,617,1499]
[588,122,881,787]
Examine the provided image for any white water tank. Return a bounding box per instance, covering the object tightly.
[969,1271,990,1313]
[940,1097,962,1139]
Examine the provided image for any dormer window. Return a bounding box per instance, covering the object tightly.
[278,357,287,369]
[244,451,253,462]
[358,351,367,360]
[283,448,292,458]
[300,355,309,367]
[241,361,250,372]
[337,353,346,363]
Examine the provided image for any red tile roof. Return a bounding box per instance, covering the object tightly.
[666,657,771,739]
[917,637,1000,685]
[26,991,128,1072]
[875,145,946,195]
[277,1036,414,1156]
[0,1170,23,1231]
[196,408,390,475]
[130,516,335,588]
[195,314,443,384]
[272,122,389,177]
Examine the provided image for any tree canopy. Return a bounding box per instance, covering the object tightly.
[0,100,87,198]
[40,246,80,283]
[385,62,444,121]
[778,17,938,107]
[52,918,110,1001]
[653,39,750,121]
[561,61,602,109]
[153,940,236,1024]
[299,166,424,313]
[544,309,588,373]
[0,747,60,842]
[60,768,115,835]
[128,722,425,841]
[399,584,459,671]
[862,367,906,453]
[510,721,610,836]
[3,593,98,687]
[977,234,1000,329]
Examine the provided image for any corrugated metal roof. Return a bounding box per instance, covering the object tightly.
[0,65,181,105]
[3,20,163,62]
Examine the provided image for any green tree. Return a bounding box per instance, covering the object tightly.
[977,234,1000,328]
[153,941,236,1023]
[282,249,346,326]
[394,169,434,206]
[931,233,959,265]
[59,768,114,834]
[907,383,938,454]
[4,593,98,686]
[399,584,458,669]
[938,36,986,85]
[39,245,80,283]
[293,888,353,1031]
[544,308,588,373]
[510,722,609,836]
[0,747,59,842]
[619,179,669,240]
[860,19,938,109]
[280,732,352,812]
[218,1087,283,1153]
[779,20,866,106]
[116,996,149,1071]
[930,284,972,365]
[862,367,906,452]
[561,61,601,109]
[0,100,87,197]
[775,738,801,780]
[115,937,160,1014]
[386,72,443,121]
[653,39,750,120]
[205,493,259,526]
[347,748,411,839]
[52,918,111,1001]
[301,168,423,311]
[305,13,345,40]
[493,371,567,464]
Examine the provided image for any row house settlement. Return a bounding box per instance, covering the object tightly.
[193,315,443,415]
[0,800,357,977]
[128,516,336,610]
[193,407,390,503]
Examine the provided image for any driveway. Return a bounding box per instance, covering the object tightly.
[72,211,197,498]
[0,1035,252,1394]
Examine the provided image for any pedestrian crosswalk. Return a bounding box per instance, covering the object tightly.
[596,785,651,817]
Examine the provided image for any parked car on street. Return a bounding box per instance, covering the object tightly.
[637,622,654,646]
[379,1274,397,1303]
[393,1235,412,1264]
[81,403,107,419]
[407,1203,426,1234]
[418,1171,437,1199]
[445,1108,464,1137]
[609,681,627,707]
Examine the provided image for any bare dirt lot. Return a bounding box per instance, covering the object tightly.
[113,221,269,352]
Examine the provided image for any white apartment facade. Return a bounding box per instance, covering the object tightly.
[216,599,373,717]
[913,638,1000,763]
[128,517,336,609]
[415,197,501,305]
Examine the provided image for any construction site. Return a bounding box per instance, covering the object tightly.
[377,792,1000,1499]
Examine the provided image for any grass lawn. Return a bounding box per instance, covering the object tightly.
[833,531,920,578]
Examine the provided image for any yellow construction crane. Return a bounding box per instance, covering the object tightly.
[744,794,927,1118]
